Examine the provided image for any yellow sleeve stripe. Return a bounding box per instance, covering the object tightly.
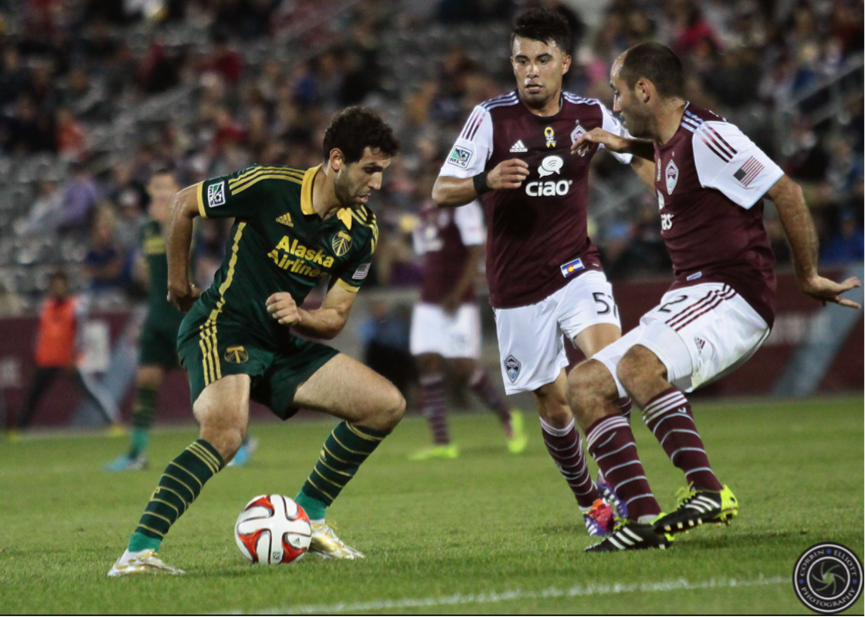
[197,183,207,218]
[231,173,303,196]
[336,279,360,293]
[228,166,304,188]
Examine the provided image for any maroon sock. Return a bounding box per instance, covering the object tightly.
[469,367,512,436]
[642,388,722,491]
[586,414,661,521]
[618,396,633,422]
[540,418,600,509]
[419,373,449,445]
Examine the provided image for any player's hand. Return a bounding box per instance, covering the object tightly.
[571,128,628,156]
[167,283,201,313]
[266,292,301,325]
[487,158,530,190]
[800,274,861,309]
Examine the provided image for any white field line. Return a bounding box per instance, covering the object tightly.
[230,574,787,614]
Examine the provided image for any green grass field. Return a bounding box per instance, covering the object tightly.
[1,395,862,615]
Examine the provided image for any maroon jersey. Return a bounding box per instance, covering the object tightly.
[653,103,785,326]
[413,199,485,304]
[440,91,632,308]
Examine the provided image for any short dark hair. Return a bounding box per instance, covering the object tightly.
[620,42,685,99]
[151,163,177,179]
[49,270,68,284]
[511,8,572,55]
[322,106,400,164]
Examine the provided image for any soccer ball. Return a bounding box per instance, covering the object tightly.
[234,494,312,564]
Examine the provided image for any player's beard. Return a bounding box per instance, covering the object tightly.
[621,107,652,139]
[333,171,359,210]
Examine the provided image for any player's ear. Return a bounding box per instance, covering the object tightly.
[329,148,344,172]
[636,79,651,104]
[561,54,571,75]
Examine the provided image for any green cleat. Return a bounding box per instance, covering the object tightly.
[652,485,738,535]
[409,444,459,461]
[506,410,528,454]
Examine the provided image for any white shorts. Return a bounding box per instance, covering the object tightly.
[493,271,621,394]
[410,303,482,359]
[593,283,770,396]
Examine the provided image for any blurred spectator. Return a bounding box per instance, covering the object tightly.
[0,280,23,317]
[821,210,864,265]
[16,180,65,236]
[201,30,243,85]
[55,106,88,160]
[357,299,416,398]
[61,161,101,234]
[82,204,127,295]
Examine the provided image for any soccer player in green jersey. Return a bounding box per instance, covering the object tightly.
[105,167,257,471]
[109,107,403,575]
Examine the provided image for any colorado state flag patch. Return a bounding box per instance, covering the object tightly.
[560,258,584,278]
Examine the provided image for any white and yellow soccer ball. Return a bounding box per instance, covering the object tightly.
[234,494,311,564]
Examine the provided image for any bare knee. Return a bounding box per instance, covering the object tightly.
[567,359,619,431]
[361,385,405,433]
[197,418,246,463]
[533,381,573,428]
[617,345,666,403]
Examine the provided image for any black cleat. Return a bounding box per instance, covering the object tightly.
[585,521,674,552]
[652,485,738,535]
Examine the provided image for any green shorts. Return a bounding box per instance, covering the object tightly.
[177,311,338,420]
[139,313,184,369]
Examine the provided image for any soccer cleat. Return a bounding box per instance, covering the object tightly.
[409,444,459,461]
[596,472,628,520]
[309,522,364,560]
[652,485,738,535]
[506,409,528,454]
[585,520,675,552]
[104,453,148,472]
[105,424,127,438]
[228,436,259,467]
[582,499,616,537]
[107,549,184,576]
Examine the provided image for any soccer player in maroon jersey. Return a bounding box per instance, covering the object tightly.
[409,197,527,460]
[569,42,861,552]
[433,8,649,536]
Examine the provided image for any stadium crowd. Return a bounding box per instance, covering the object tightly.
[0,0,861,311]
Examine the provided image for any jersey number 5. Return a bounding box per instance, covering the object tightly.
[593,292,619,318]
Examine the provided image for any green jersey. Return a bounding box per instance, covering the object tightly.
[142,219,184,322]
[194,164,377,347]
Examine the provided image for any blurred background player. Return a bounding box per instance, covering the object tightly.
[106,167,256,470]
[409,193,526,460]
[432,8,639,536]
[569,42,861,552]
[11,270,120,436]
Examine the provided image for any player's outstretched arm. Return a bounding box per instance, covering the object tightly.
[266,284,357,340]
[769,175,861,309]
[432,159,530,208]
[571,128,654,161]
[165,184,202,312]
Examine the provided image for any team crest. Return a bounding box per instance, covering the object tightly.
[504,355,521,383]
[570,122,586,154]
[332,231,352,257]
[544,127,556,148]
[224,346,249,364]
[665,159,679,195]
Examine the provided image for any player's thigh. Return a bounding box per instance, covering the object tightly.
[493,296,567,395]
[636,284,770,392]
[557,271,622,345]
[293,353,404,423]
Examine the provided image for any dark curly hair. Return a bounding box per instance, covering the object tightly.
[322,106,400,164]
[511,8,572,55]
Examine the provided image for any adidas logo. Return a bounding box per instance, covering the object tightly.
[276,213,293,227]
[694,337,706,353]
[509,140,527,153]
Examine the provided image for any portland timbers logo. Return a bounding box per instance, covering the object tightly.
[332,231,352,257]
[224,346,249,364]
